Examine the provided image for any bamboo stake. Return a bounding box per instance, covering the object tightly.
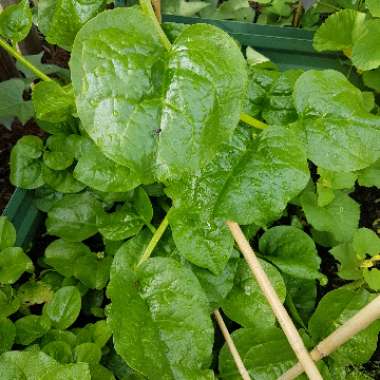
[277,294,380,380]
[226,221,323,380]
[213,310,251,380]
[152,0,161,23]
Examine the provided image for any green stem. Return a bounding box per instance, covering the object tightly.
[240,112,268,130]
[136,213,170,267]
[0,37,52,82]
[139,0,171,51]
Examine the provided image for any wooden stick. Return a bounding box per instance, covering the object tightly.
[213,309,251,380]
[293,0,303,27]
[226,221,323,380]
[277,294,380,380]
[152,0,161,23]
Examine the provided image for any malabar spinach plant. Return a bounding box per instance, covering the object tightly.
[1,0,380,379]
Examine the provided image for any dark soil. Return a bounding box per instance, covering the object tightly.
[352,184,380,233]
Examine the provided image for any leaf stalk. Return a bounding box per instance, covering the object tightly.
[240,112,268,130]
[139,0,171,51]
[0,37,52,82]
[136,213,169,267]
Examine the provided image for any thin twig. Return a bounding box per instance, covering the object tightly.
[277,294,380,380]
[213,310,251,380]
[151,0,161,23]
[226,221,323,380]
[293,1,303,27]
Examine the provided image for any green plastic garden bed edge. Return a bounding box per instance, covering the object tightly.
[163,15,347,72]
[3,188,42,248]
[2,8,348,248]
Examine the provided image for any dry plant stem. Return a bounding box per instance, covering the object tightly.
[277,294,380,380]
[151,0,161,23]
[226,221,323,380]
[293,1,303,27]
[213,309,252,380]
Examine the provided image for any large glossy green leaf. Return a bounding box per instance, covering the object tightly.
[41,363,91,380]
[222,258,286,328]
[74,343,101,366]
[0,350,91,380]
[37,0,106,51]
[10,135,44,189]
[15,315,51,345]
[0,0,32,43]
[46,286,81,330]
[73,137,140,193]
[352,19,380,71]
[73,254,112,290]
[0,247,34,285]
[294,70,380,172]
[313,9,365,52]
[107,232,214,379]
[166,126,250,274]
[71,7,247,183]
[316,167,357,207]
[97,203,144,241]
[300,189,360,243]
[32,82,75,123]
[45,239,91,277]
[0,217,16,250]
[217,124,309,225]
[42,166,86,194]
[218,327,330,380]
[309,288,380,366]
[0,351,59,380]
[168,124,308,273]
[259,226,322,280]
[245,68,302,125]
[45,192,104,241]
[43,134,78,171]
[192,253,239,310]
[244,67,279,118]
[45,239,111,289]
